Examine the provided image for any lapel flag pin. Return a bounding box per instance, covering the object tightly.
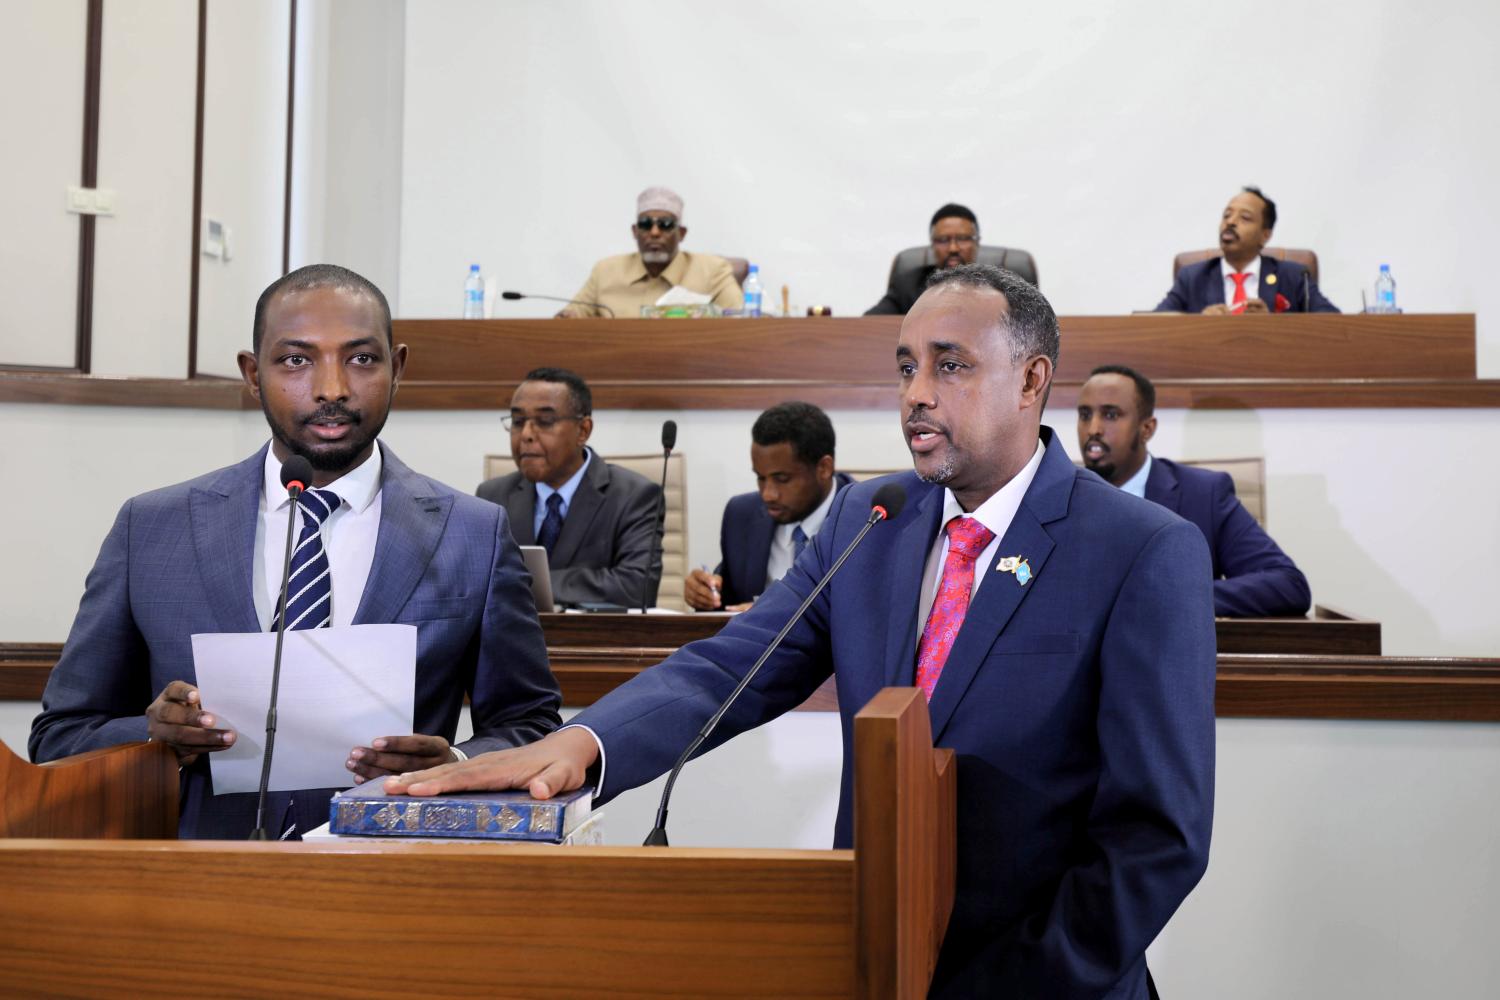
[995,556,1032,585]
[1265,273,1277,286]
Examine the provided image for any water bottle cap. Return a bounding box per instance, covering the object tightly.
[470,264,480,272]
[1379,264,1390,271]
[748,264,759,273]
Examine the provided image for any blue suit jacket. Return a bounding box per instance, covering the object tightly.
[714,472,854,606]
[576,429,1216,997]
[1145,456,1311,618]
[1156,255,1340,313]
[30,443,562,839]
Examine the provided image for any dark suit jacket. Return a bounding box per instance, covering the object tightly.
[1146,456,1311,618]
[865,263,939,315]
[575,429,1216,997]
[713,472,855,606]
[476,450,663,608]
[1155,255,1340,313]
[30,443,562,839]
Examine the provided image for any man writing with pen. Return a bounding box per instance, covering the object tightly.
[684,402,853,611]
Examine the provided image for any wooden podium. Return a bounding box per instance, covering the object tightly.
[0,688,954,998]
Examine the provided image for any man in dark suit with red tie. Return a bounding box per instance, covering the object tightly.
[1156,186,1339,314]
[388,265,1217,998]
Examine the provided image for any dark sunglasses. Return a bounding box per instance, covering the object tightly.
[635,216,679,233]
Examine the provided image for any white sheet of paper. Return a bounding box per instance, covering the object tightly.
[654,284,712,306]
[191,624,417,795]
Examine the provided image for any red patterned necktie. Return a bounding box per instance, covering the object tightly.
[914,516,996,701]
[1229,271,1251,312]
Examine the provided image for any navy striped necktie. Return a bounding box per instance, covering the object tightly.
[270,487,342,632]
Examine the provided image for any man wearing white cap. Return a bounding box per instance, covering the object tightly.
[558,186,744,318]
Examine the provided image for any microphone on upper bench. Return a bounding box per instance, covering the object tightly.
[250,454,315,841]
[642,420,678,615]
[642,482,907,847]
[500,290,616,318]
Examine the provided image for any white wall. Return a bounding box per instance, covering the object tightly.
[195,0,291,379]
[0,0,84,367]
[91,0,198,379]
[399,0,1500,378]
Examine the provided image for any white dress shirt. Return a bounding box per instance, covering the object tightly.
[765,482,839,585]
[916,439,1046,632]
[1221,256,1260,310]
[1118,453,1153,499]
[253,445,383,631]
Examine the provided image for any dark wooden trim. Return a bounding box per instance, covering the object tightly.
[0,373,253,409]
[6,649,1498,721]
[4,369,1499,412]
[187,0,207,378]
[73,0,104,375]
[396,314,1477,384]
[281,0,296,276]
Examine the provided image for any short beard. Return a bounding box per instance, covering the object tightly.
[263,399,386,474]
[916,454,958,485]
[1083,457,1117,482]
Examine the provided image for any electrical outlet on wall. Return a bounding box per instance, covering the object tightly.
[202,217,225,259]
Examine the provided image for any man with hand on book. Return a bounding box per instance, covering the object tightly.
[30,264,561,840]
[384,264,1216,998]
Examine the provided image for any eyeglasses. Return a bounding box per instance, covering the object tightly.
[635,216,679,233]
[931,234,979,247]
[503,414,583,432]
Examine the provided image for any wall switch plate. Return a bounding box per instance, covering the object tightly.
[202,217,224,258]
[66,186,115,215]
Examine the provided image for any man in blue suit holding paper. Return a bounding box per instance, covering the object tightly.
[389,265,1216,997]
[30,265,561,840]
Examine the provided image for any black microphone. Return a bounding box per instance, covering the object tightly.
[501,290,616,319]
[643,482,907,846]
[642,420,677,615]
[250,454,315,841]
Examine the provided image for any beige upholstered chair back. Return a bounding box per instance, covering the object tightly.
[1179,457,1266,526]
[1173,247,1319,284]
[482,452,688,611]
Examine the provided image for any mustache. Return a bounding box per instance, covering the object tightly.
[906,408,949,433]
[303,403,360,425]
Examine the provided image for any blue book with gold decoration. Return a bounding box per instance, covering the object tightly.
[329,782,594,842]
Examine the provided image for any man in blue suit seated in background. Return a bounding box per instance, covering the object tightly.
[386,264,1217,998]
[30,264,562,839]
[1156,186,1339,314]
[1078,364,1312,618]
[683,401,853,611]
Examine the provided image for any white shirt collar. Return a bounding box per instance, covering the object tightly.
[261,443,383,514]
[1221,255,1260,279]
[536,447,593,510]
[1118,453,1153,498]
[938,438,1046,538]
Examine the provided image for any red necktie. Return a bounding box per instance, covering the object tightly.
[914,517,996,701]
[1229,271,1251,312]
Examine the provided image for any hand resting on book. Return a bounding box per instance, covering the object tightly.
[381,727,598,800]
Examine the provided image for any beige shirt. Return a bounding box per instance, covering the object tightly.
[562,250,744,318]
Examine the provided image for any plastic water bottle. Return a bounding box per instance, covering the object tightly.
[742,264,763,318]
[463,264,484,319]
[1374,264,1397,313]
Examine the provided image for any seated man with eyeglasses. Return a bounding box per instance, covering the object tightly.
[556,186,744,318]
[477,367,664,609]
[865,203,984,315]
